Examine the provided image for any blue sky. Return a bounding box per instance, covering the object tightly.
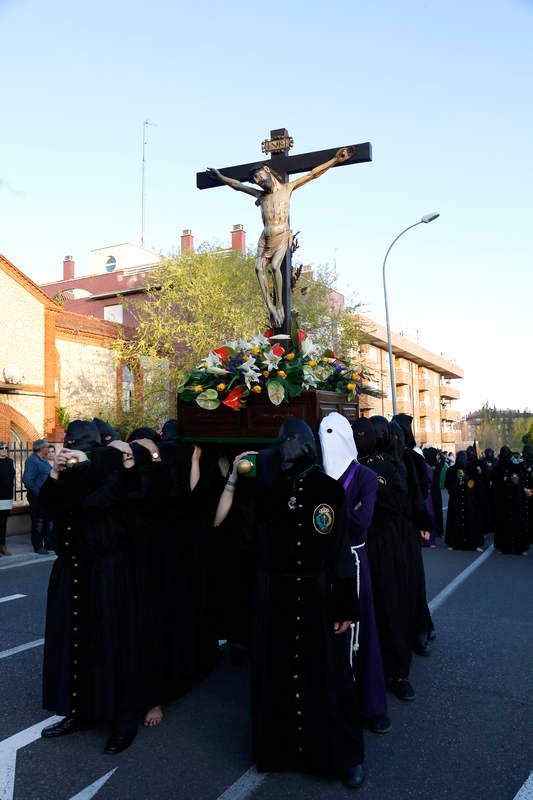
[1,0,532,414]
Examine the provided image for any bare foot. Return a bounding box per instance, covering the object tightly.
[521,551,528,557]
[475,547,484,553]
[143,705,163,727]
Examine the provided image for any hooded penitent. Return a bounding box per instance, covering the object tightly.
[127,427,161,444]
[277,417,317,477]
[351,418,377,461]
[161,420,179,443]
[64,420,102,453]
[93,417,119,443]
[369,416,390,455]
[319,412,357,480]
[391,414,416,449]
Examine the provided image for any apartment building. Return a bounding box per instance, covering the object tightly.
[357,315,463,449]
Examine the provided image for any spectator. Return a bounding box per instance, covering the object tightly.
[0,441,15,556]
[22,439,52,554]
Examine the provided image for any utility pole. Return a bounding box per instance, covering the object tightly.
[141,119,155,248]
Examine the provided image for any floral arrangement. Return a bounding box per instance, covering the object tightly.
[177,328,369,411]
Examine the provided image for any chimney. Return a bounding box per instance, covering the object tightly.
[181,229,194,255]
[63,255,75,280]
[231,224,246,254]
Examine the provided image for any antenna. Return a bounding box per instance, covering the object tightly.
[141,119,156,247]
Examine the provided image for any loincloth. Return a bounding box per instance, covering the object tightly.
[257,228,292,259]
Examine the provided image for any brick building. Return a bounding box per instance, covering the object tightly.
[357,315,463,448]
[0,252,126,446]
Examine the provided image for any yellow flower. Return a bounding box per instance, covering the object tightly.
[351,373,360,380]
[346,383,356,391]
[321,356,329,363]
[278,370,287,379]
[252,385,262,393]
[243,355,249,361]
[194,385,203,393]
[216,383,226,392]
[286,352,295,361]
[252,346,260,355]
[308,360,317,367]
[263,370,269,377]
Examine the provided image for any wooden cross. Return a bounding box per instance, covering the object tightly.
[197,128,372,337]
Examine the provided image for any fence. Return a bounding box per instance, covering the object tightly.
[9,442,31,504]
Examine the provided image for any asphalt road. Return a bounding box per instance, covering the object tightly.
[1,537,532,800]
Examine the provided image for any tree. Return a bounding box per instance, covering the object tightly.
[113,247,371,422]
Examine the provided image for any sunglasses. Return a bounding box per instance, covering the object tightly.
[0,446,9,451]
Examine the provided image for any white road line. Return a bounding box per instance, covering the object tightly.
[0,595,26,604]
[514,773,533,800]
[0,716,61,800]
[0,555,56,571]
[68,769,118,800]
[429,545,494,614]
[215,766,266,800]
[0,639,44,661]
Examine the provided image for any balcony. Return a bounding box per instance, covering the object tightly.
[418,375,433,391]
[441,430,459,443]
[440,384,460,400]
[441,408,461,422]
[394,366,410,385]
[396,398,412,413]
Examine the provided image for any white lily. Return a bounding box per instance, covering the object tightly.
[301,335,318,358]
[262,350,283,371]
[204,351,228,375]
[238,356,262,389]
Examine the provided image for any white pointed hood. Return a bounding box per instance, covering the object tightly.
[319,411,358,480]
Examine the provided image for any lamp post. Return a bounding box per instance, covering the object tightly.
[382,212,440,416]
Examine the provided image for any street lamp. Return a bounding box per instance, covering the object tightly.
[382,212,440,416]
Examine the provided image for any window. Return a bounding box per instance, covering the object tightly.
[122,365,135,412]
[104,304,123,323]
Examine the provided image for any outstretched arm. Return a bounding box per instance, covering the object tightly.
[207,167,262,198]
[289,146,355,191]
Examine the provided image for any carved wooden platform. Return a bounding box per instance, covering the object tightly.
[177,390,359,442]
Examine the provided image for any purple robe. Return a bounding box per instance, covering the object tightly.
[341,461,388,719]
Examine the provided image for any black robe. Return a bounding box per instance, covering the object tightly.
[361,453,413,681]
[249,457,363,776]
[493,459,528,554]
[40,448,139,722]
[444,463,484,550]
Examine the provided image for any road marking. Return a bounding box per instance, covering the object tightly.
[68,769,118,800]
[0,555,56,571]
[0,716,61,800]
[215,766,266,800]
[0,595,26,604]
[0,640,44,661]
[429,545,494,614]
[514,773,533,800]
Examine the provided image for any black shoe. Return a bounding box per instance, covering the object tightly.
[392,678,416,701]
[342,763,365,789]
[41,716,92,738]
[35,547,49,555]
[104,726,137,754]
[367,712,391,734]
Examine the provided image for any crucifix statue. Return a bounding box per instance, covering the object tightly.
[197,129,372,337]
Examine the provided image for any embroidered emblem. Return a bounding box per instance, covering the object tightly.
[467,479,475,489]
[313,504,334,534]
[288,496,297,511]
[511,473,520,484]
[377,475,387,486]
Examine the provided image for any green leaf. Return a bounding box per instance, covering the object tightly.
[267,380,286,406]
[196,389,221,410]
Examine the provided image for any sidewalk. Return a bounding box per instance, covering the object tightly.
[1,532,57,567]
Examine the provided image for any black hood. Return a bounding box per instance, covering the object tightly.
[392,414,416,449]
[93,417,119,443]
[64,420,101,453]
[351,418,376,459]
[127,427,161,444]
[370,415,390,454]
[278,417,317,476]
[161,419,179,443]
